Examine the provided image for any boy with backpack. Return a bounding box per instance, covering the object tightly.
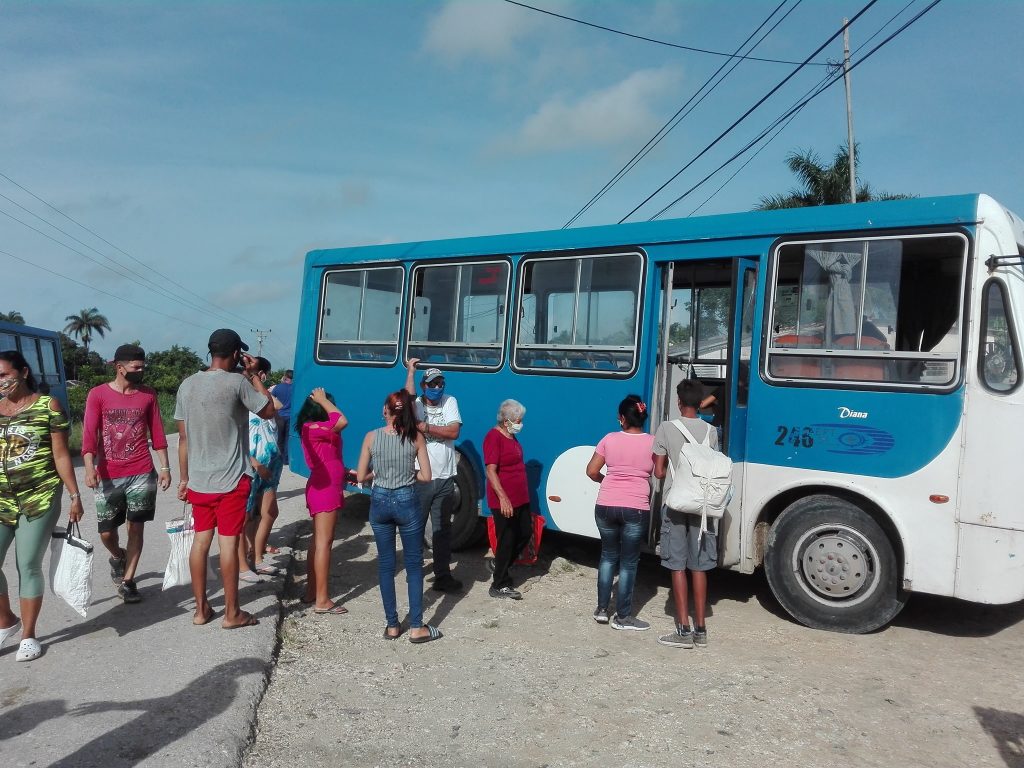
[652,379,723,648]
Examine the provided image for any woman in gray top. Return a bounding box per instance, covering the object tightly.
[356,390,439,643]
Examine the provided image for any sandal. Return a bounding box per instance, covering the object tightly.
[222,611,259,630]
[255,563,285,577]
[383,625,403,640]
[264,545,281,555]
[313,603,348,615]
[408,625,443,644]
[16,638,41,662]
[0,619,21,651]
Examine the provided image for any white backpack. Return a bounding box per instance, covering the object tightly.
[665,420,733,536]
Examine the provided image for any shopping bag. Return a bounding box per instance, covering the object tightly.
[486,513,546,566]
[48,522,94,618]
[162,504,217,590]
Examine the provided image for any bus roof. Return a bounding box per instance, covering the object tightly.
[0,320,63,339]
[306,193,1004,268]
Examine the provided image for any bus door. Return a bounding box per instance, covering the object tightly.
[650,259,734,546]
[719,258,757,567]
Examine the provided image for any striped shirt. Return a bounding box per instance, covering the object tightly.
[370,428,417,489]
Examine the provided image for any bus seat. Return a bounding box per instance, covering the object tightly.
[772,334,823,377]
[833,335,889,381]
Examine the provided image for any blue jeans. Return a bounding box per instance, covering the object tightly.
[594,505,648,619]
[369,485,426,628]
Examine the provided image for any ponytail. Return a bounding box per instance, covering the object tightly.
[385,390,419,444]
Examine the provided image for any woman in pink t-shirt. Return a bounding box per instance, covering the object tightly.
[296,388,348,615]
[585,395,655,631]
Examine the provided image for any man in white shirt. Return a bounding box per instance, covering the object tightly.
[405,360,463,593]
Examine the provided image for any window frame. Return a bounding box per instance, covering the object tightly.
[403,257,512,372]
[512,249,647,378]
[763,230,971,392]
[978,277,1021,394]
[315,263,407,367]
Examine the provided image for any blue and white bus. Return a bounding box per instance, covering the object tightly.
[0,320,68,411]
[291,193,1024,633]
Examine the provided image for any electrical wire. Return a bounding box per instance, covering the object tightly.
[562,0,800,229]
[0,248,213,331]
[502,0,830,66]
[685,0,921,216]
[0,170,259,328]
[618,0,880,224]
[650,0,943,220]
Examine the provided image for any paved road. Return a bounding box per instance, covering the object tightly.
[1,437,309,768]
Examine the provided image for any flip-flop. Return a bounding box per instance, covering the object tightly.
[193,605,216,626]
[255,563,285,577]
[408,625,443,644]
[16,638,42,662]
[383,625,403,640]
[0,619,21,650]
[313,603,348,615]
[222,612,259,630]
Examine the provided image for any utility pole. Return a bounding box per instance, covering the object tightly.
[250,328,271,357]
[843,18,856,204]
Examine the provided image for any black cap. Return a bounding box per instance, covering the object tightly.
[111,344,146,363]
[208,328,249,355]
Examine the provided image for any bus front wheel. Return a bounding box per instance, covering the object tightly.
[764,495,907,634]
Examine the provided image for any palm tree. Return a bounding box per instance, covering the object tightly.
[63,307,111,355]
[756,144,912,210]
[0,311,25,324]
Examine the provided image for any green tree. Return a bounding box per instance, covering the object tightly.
[63,307,111,355]
[146,345,204,393]
[0,310,25,324]
[756,144,913,210]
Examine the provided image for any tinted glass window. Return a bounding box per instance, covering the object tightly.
[981,281,1019,392]
[318,267,404,364]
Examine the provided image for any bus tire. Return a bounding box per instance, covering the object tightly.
[449,457,482,551]
[764,495,907,634]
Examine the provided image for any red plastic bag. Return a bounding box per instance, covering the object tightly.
[487,513,545,566]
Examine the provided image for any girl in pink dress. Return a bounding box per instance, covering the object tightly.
[296,387,348,614]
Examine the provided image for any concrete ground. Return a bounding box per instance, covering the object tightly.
[0,440,309,768]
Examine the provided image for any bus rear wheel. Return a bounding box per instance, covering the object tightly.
[449,457,482,551]
[764,495,907,634]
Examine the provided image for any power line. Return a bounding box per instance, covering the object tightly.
[0,248,213,332]
[502,0,829,66]
[618,1,880,224]
[684,0,921,217]
[0,170,259,328]
[650,0,943,220]
[562,0,801,229]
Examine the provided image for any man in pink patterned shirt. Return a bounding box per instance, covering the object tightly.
[82,344,171,603]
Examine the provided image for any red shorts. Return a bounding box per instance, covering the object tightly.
[187,476,252,536]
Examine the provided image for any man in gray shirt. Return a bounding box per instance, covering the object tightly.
[175,329,275,629]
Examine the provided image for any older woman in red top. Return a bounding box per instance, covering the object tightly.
[483,399,531,600]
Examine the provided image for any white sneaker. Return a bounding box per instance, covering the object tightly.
[16,638,41,662]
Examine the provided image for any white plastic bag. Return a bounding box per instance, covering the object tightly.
[162,504,216,590]
[49,523,94,618]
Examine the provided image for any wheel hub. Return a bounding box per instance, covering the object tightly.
[799,531,872,599]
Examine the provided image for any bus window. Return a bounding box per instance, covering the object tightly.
[514,251,643,374]
[0,333,15,353]
[39,338,60,390]
[980,280,1020,393]
[407,261,509,369]
[317,266,404,364]
[767,234,967,388]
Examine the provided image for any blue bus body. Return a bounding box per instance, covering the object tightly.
[290,194,1024,632]
[0,321,69,411]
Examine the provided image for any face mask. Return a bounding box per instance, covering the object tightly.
[424,386,444,401]
[0,378,16,395]
[505,420,523,435]
[124,370,145,386]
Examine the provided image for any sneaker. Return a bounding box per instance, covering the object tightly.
[693,627,708,647]
[109,551,126,585]
[488,586,522,600]
[658,625,694,648]
[431,575,464,593]
[593,607,610,624]
[118,578,142,603]
[611,614,651,631]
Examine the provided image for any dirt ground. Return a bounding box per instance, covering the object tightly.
[245,494,1024,768]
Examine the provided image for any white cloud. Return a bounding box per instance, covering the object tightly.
[423,0,541,61]
[497,67,682,154]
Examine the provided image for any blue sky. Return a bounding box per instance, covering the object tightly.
[2,0,1021,367]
